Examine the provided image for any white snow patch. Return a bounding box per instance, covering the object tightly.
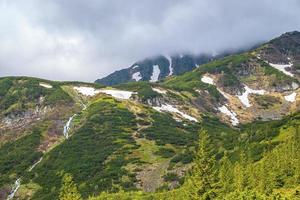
[201,75,214,85]
[150,65,160,82]
[166,56,173,76]
[7,178,21,200]
[218,105,239,126]
[153,104,198,122]
[74,86,99,96]
[269,62,294,77]
[74,86,135,100]
[39,83,52,89]
[132,71,142,81]
[284,92,297,102]
[132,65,139,69]
[99,89,135,100]
[292,82,299,90]
[237,85,266,107]
[152,87,167,94]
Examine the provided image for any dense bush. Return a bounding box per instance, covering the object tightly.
[30,98,138,200]
[141,112,199,146]
[155,147,176,158]
[0,128,42,187]
[0,77,73,115]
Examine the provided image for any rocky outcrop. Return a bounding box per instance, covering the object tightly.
[0,106,51,130]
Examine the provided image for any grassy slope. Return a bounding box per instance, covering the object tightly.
[89,111,300,200]
[0,77,73,116]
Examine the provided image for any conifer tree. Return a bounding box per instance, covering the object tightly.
[219,152,233,193]
[59,173,83,200]
[188,129,217,200]
[234,151,248,192]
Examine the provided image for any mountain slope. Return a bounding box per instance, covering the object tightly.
[0,31,300,200]
[95,54,214,86]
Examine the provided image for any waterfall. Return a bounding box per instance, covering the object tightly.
[29,157,43,172]
[63,114,77,139]
[6,178,21,200]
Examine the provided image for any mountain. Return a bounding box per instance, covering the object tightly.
[0,31,300,200]
[95,54,214,86]
[95,47,255,86]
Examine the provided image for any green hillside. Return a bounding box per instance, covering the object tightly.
[0,32,300,200]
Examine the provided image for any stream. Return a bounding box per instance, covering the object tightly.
[63,114,77,139]
[6,106,83,199]
[6,178,21,200]
[28,157,43,172]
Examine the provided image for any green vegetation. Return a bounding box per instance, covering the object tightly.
[162,53,252,99]
[115,81,161,101]
[59,173,83,200]
[141,112,200,146]
[89,113,300,199]
[0,77,73,115]
[154,147,176,158]
[30,98,138,199]
[1,31,300,200]
[260,61,296,84]
[254,95,281,109]
[0,127,42,188]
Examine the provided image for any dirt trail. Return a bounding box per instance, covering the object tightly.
[131,113,170,192]
[136,160,170,192]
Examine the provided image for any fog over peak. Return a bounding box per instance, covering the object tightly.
[1,0,300,81]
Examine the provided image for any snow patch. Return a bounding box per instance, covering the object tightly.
[99,89,135,100]
[74,86,99,96]
[153,104,198,122]
[132,65,139,69]
[218,105,239,126]
[150,65,160,82]
[39,83,52,89]
[237,85,266,107]
[132,71,142,81]
[284,92,297,102]
[152,87,167,94]
[7,178,21,200]
[201,75,214,85]
[166,56,173,76]
[292,82,299,90]
[74,86,135,100]
[269,62,294,77]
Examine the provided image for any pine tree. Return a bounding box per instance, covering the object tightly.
[59,173,83,200]
[188,129,217,200]
[234,151,248,192]
[219,152,233,194]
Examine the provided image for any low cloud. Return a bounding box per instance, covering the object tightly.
[1,0,300,81]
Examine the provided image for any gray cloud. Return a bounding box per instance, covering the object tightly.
[1,0,300,81]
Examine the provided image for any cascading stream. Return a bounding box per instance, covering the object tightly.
[28,157,43,172]
[6,178,21,200]
[6,102,86,199]
[63,114,77,139]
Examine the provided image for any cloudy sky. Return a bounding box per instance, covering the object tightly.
[0,0,300,81]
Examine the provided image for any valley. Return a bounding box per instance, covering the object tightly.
[0,31,300,200]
